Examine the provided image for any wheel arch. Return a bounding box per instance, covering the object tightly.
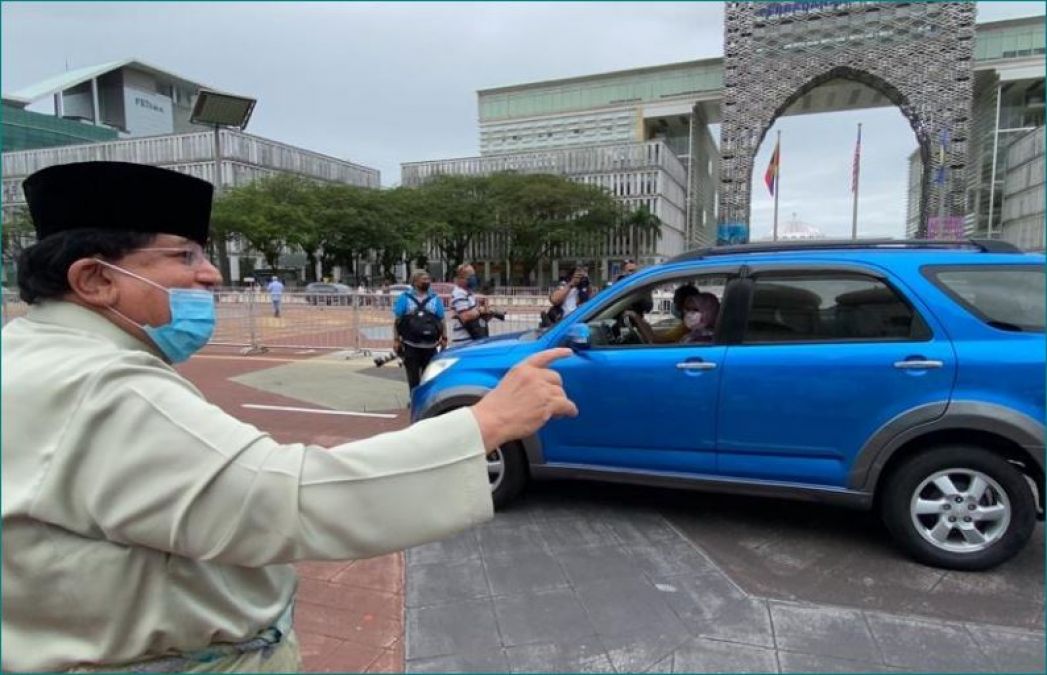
[855,403,1045,514]
[415,386,546,466]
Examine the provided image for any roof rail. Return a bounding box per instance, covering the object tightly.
[667,238,1021,263]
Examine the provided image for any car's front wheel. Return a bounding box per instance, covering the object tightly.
[880,445,1036,571]
[488,441,528,509]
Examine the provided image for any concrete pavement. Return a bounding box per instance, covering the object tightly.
[404,483,1044,673]
[181,348,1045,673]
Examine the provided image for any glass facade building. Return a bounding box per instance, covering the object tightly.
[466,14,1043,252]
[2,105,118,151]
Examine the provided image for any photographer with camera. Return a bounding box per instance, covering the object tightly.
[544,263,592,327]
[392,270,447,392]
[450,263,506,346]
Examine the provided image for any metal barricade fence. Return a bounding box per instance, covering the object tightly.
[212,291,363,354]
[0,290,548,354]
[213,291,546,355]
[2,291,27,326]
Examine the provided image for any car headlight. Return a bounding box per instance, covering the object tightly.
[420,357,459,385]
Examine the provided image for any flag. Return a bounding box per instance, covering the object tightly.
[851,124,861,193]
[764,140,780,196]
[933,128,950,185]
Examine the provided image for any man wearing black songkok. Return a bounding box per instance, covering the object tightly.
[1,161,577,672]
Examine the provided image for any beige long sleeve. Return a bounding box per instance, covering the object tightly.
[2,301,494,671]
[34,362,493,566]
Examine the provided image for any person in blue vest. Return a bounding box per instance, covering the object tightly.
[392,270,447,392]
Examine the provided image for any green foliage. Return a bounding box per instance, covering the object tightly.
[313,182,384,280]
[213,170,661,285]
[410,174,496,279]
[487,172,621,283]
[2,208,36,280]
[2,206,35,282]
[212,178,292,271]
[621,204,663,259]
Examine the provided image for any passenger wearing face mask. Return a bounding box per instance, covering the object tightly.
[680,292,721,343]
[623,283,701,344]
[1,163,579,673]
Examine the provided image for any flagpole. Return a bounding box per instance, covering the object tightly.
[851,123,861,240]
[772,130,781,242]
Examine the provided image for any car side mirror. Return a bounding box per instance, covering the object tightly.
[565,323,591,351]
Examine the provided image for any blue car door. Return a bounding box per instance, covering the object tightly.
[539,269,736,474]
[543,344,724,473]
[715,265,956,487]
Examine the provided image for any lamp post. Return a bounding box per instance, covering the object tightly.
[190,89,257,282]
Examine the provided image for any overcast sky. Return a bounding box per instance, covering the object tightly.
[3,1,1043,240]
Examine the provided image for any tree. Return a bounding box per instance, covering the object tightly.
[372,186,427,281]
[268,175,323,282]
[211,180,288,271]
[318,183,387,283]
[489,172,621,284]
[412,175,495,279]
[2,208,35,285]
[620,204,662,260]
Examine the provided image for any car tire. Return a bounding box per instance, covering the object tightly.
[880,445,1036,571]
[427,406,531,509]
[490,440,529,510]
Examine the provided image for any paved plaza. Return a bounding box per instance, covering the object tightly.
[180,347,1045,673]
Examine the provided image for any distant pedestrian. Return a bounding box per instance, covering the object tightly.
[611,258,639,285]
[266,276,284,317]
[393,270,447,392]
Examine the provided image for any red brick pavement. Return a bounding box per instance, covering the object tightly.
[177,351,410,673]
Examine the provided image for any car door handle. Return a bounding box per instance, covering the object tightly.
[676,361,717,371]
[893,360,944,370]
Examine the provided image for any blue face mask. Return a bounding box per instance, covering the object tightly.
[466,275,479,290]
[97,260,216,363]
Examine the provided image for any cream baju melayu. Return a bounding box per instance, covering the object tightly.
[1,301,493,672]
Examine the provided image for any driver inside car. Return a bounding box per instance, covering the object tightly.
[622,284,701,344]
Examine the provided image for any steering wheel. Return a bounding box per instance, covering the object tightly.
[616,311,647,345]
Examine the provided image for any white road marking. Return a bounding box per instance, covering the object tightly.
[242,403,398,419]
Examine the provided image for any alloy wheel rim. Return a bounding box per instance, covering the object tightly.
[910,468,1011,554]
[487,448,504,493]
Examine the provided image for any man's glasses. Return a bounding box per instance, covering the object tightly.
[139,246,209,267]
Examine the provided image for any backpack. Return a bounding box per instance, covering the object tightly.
[397,294,443,344]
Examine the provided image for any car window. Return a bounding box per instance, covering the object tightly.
[582,273,729,348]
[309,284,333,292]
[744,273,930,343]
[924,265,1045,333]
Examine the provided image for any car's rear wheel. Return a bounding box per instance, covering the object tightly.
[880,445,1036,570]
[488,441,528,509]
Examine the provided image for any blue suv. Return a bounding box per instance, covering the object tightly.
[413,240,1045,570]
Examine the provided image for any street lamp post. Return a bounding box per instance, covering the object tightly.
[190,90,257,282]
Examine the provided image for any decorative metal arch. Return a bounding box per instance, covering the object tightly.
[718,1,976,243]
